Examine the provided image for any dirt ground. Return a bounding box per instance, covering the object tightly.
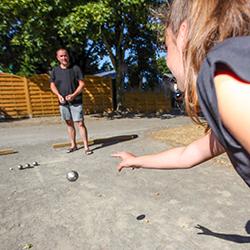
[0,114,249,250]
[151,124,231,167]
[0,115,233,168]
[0,115,230,167]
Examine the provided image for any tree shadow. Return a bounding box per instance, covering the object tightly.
[90,110,186,120]
[0,108,13,121]
[0,108,29,122]
[195,221,250,244]
[79,134,138,151]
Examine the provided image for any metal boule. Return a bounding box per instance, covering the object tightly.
[32,161,39,166]
[25,163,31,168]
[66,170,79,182]
[18,164,23,170]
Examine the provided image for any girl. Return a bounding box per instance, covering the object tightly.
[112,0,250,187]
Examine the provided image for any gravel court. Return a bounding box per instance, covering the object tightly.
[0,115,250,250]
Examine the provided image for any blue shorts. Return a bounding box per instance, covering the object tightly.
[59,104,84,122]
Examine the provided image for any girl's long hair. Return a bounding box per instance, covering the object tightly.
[166,0,250,126]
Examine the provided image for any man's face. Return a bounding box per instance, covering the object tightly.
[56,49,69,67]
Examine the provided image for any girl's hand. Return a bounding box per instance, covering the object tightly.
[111,151,138,172]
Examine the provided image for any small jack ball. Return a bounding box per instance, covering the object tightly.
[66,170,79,182]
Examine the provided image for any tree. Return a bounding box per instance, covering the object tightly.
[60,0,165,108]
[0,0,169,110]
[0,0,102,75]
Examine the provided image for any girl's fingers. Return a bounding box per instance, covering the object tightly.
[112,152,136,171]
[118,164,124,172]
[111,152,123,157]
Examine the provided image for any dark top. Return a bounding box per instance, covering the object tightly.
[50,65,84,104]
[197,36,250,187]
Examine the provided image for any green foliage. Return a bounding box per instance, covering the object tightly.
[157,56,170,75]
[59,0,167,90]
[0,0,100,75]
[0,0,169,94]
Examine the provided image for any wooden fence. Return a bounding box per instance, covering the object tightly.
[123,90,171,113]
[0,73,113,119]
[0,73,30,118]
[0,73,172,119]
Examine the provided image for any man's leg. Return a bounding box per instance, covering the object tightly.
[70,103,93,154]
[65,120,77,149]
[75,120,90,151]
[60,105,77,151]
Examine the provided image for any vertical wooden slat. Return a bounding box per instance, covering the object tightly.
[23,77,32,118]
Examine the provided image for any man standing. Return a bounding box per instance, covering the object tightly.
[50,48,93,155]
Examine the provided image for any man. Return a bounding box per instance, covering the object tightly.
[50,48,93,155]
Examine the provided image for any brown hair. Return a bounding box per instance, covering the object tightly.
[56,48,68,57]
[166,0,250,126]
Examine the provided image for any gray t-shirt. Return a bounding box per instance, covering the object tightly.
[50,65,84,104]
[197,36,250,187]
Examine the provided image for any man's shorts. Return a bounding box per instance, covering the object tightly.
[59,104,84,122]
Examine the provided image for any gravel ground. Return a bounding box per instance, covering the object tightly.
[0,114,250,250]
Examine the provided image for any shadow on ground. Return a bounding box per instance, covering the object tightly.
[79,134,138,151]
[91,110,185,120]
[195,220,250,244]
[0,108,29,123]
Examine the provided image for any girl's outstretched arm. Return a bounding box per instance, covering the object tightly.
[112,131,225,172]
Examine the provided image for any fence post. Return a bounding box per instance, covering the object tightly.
[23,77,32,118]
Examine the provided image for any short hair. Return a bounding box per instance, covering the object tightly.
[56,48,68,56]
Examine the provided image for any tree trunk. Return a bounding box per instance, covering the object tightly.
[102,23,125,111]
[115,68,123,111]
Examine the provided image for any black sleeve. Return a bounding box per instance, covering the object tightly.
[197,36,250,147]
[205,36,250,82]
[74,65,84,81]
[49,68,56,83]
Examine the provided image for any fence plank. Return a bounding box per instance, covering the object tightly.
[0,73,30,118]
[23,77,32,117]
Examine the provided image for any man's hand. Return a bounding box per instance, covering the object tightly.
[58,95,66,104]
[111,151,138,172]
[65,94,75,102]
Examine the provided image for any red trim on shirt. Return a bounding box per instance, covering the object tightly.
[215,70,250,84]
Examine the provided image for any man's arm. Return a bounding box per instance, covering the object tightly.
[65,65,85,102]
[65,79,85,102]
[50,82,65,103]
[112,131,225,171]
